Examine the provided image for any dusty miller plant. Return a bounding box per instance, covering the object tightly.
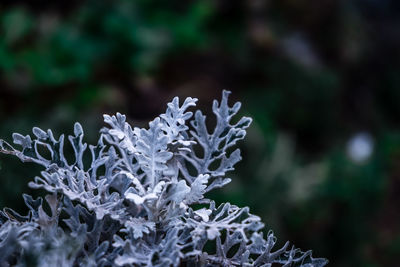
[0,91,328,266]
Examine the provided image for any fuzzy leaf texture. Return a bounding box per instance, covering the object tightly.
[0,90,328,266]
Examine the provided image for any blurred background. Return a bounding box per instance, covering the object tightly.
[1,0,400,265]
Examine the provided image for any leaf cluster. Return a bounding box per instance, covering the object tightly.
[0,91,327,266]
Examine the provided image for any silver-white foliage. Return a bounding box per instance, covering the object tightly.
[0,90,328,266]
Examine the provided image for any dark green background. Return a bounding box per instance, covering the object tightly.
[1,1,400,265]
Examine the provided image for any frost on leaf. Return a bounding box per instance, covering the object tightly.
[0,90,327,266]
[185,174,210,204]
[134,117,173,188]
[121,218,156,239]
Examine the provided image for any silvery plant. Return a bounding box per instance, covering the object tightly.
[0,91,328,266]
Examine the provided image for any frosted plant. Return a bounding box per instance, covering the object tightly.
[0,90,328,266]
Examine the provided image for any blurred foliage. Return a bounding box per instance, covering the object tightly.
[1,0,400,266]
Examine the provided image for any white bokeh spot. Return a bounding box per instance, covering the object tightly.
[347,132,374,163]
